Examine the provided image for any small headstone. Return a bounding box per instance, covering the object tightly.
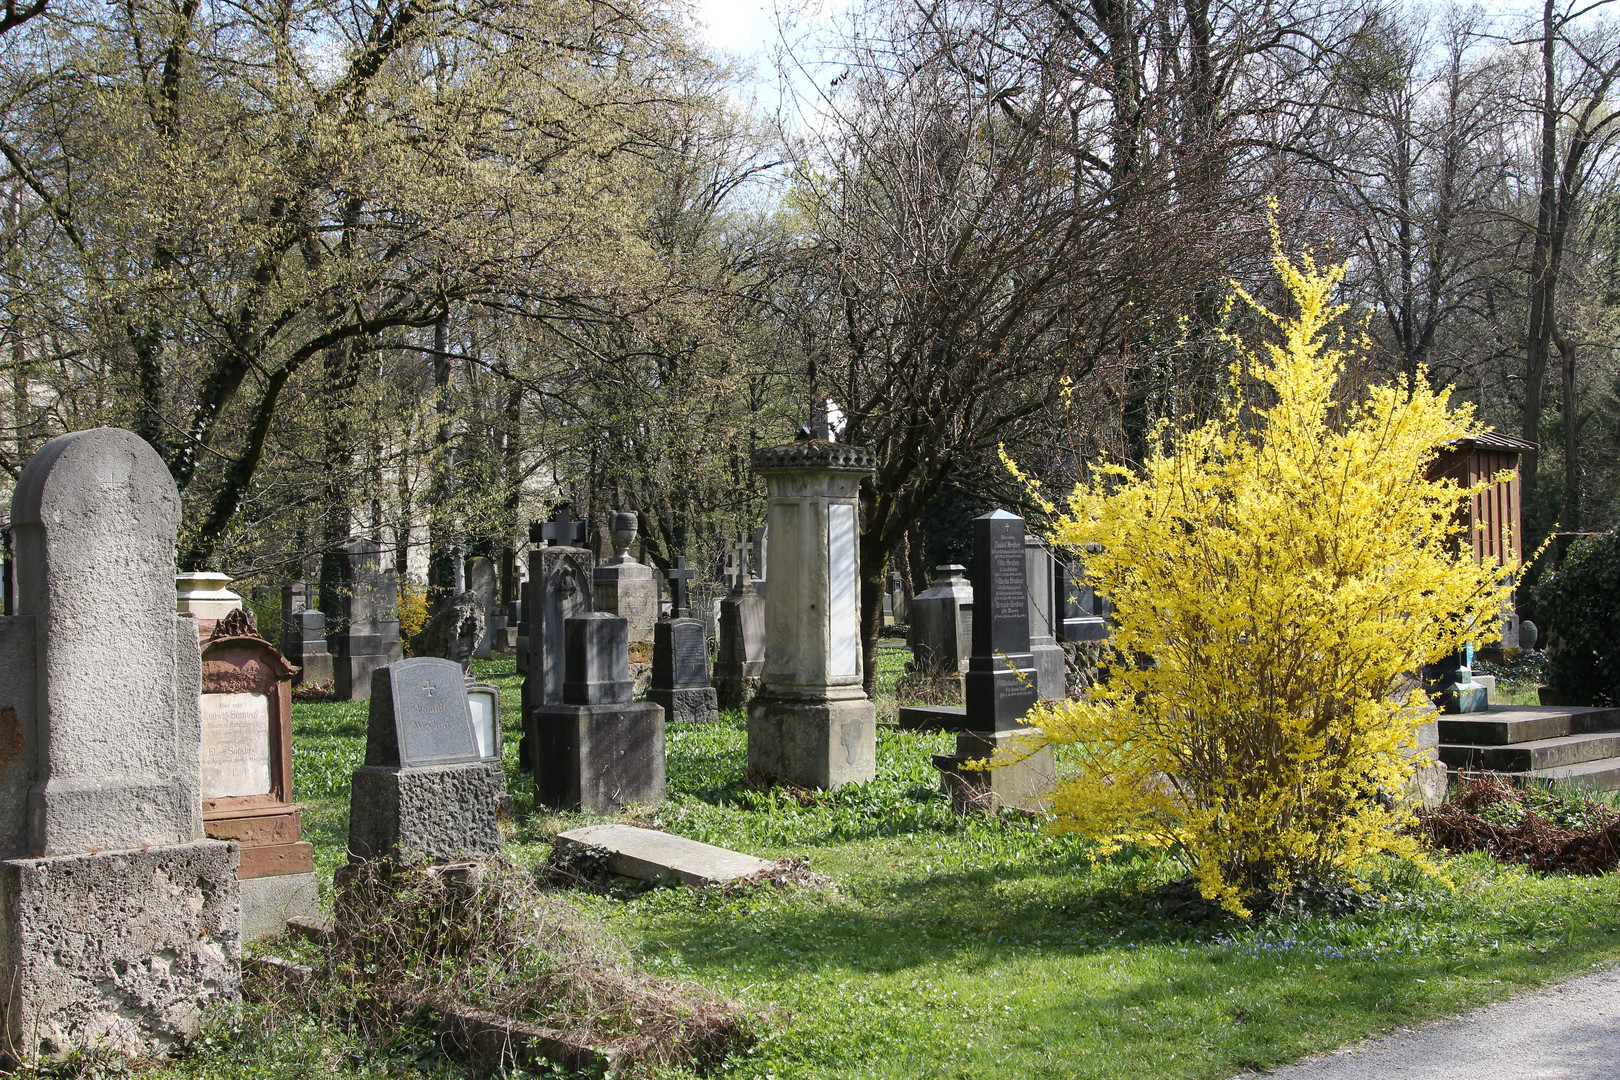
[888,569,910,625]
[522,518,593,771]
[665,556,695,618]
[650,617,718,723]
[349,657,503,862]
[908,564,973,676]
[593,511,658,643]
[1521,620,1539,651]
[465,556,497,659]
[412,589,485,671]
[554,824,773,886]
[533,613,665,812]
[1056,558,1108,643]
[514,581,531,675]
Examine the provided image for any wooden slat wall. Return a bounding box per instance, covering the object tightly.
[1429,445,1522,569]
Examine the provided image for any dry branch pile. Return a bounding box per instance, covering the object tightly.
[1418,775,1620,874]
[247,859,754,1074]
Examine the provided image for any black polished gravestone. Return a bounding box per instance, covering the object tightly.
[348,656,503,862]
[649,617,718,723]
[898,510,1039,734]
[533,612,665,813]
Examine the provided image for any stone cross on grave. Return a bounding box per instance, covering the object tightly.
[735,537,754,581]
[666,556,694,618]
[538,504,587,548]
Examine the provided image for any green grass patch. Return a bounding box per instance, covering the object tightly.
[131,652,1620,1079]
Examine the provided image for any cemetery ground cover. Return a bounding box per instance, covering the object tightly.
[137,652,1620,1080]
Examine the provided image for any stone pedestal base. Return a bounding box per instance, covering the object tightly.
[747,695,875,789]
[348,762,504,862]
[933,728,1054,814]
[335,653,389,701]
[1030,642,1067,701]
[0,840,241,1058]
[533,701,665,812]
[894,670,964,707]
[714,674,760,711]
[239,871,320,943]
[649,686,718,724]
[293,651,333,687]
[1437,682,1490,713]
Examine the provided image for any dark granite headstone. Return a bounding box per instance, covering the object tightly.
[665,556,695,618]
[651,616,718,723]
[364,657,479,767]
[963,511,1038,731]
[563,612,633,705]
[1056,558,1108,643]
[324,536,403,700]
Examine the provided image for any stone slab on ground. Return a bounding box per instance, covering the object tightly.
[553,824,773,886]
[1253,963,1620,1079]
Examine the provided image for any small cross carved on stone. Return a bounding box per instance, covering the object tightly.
[666,556,694,618]
[422,681,436,698]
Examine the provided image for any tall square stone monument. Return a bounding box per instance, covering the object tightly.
[0,427,240,1056]
[323,536,403,700]
[593,511,658,644]
[746,438,877,789]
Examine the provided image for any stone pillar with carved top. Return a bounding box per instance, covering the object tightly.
[0,427,240,1057]
[746,439,877,789]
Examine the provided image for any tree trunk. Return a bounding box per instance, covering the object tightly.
[426,318,457,604]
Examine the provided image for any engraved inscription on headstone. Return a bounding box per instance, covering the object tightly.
[366,656,479,767]
[200,692,272,799]
[827,502,859,678]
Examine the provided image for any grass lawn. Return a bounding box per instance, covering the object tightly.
[142,651,1620,1079]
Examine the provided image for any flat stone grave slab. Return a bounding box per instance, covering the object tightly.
[553,824,773,886]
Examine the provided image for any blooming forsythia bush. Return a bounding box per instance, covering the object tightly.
[1016,246,1512,915]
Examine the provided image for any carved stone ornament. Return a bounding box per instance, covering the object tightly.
[208,606,260,642]
[750,439,877,474]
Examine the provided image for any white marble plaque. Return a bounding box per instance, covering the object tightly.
[467,690,497,759]
[200,691,272,799]
[827,502,859,678]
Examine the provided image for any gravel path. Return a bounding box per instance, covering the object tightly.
[1256,964,1620,1079]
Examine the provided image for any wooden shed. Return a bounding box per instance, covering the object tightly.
[1429,430,1536,568]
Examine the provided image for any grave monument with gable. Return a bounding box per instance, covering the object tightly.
[746,436,877,789]
[348,657,504,862]
[0,427,240,1055]
[199,608,319,940]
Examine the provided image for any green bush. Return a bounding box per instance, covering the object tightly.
[1533,529,1620,705]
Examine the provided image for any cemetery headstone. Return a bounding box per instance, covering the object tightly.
[747,438,877,788]
[665,556,695,618]
[1423,648,1489,714]
[650,615,718,723]
[348,657,503,862]
[908,564,973,676]
[466,556,498,659]
[176,571,244,641]
[200,608,318,941]
[521,509,593,771]
[324,536,403,700]
[888,569,910,626]
[1025,536,1066,701]
[751,524,769,600]
[922,511,1053,813]
[533,612,666,812]
[0,427,239,1056]
[412,590,485,670]
[714,538,765,710]
[593,511,658,643]
[1054,557,1107,697]
[514,581,531,674]
[1521,619,1539,651]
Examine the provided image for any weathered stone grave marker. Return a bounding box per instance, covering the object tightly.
[324,536,403,700]
[349,657,503,862]
[200,608,319,940]
[714,537,765,710]
[466,555,498,659]
[533,612,665,812]
[650,611,718,723]
[1025,536,1066,701]
[747,438,876,789]
[0,427,240,1056]
[554,824,773,886]
[280,580,334,687]
[521,508,594,770]
[903,564,973,702]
